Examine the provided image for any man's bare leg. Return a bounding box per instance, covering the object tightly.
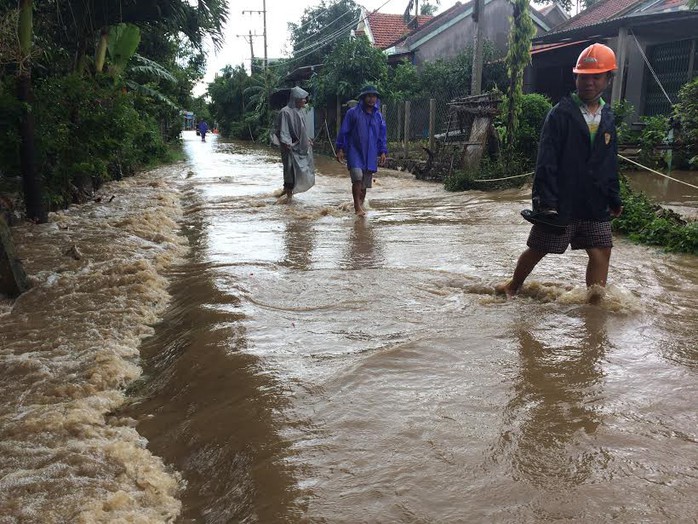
[352,182,365,215]
[495,248,546,298]
[585,247,611,287]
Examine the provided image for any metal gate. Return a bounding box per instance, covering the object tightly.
[643,38,697,116]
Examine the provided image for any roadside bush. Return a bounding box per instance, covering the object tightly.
[494,92,551,166]
[673,77,698,167]
[637,115,669,168]
[613,176,698,254]
[611,99,639,145]
[28,74,169,208]
[513,93,551,164]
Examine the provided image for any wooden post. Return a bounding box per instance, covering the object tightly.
[403,101,411,159]
[336,95,342,136]
[382,104,388,139]
[429,98,436,153]
[397,102,403,143]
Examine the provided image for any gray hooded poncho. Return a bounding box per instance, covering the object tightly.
[276,86,315,194]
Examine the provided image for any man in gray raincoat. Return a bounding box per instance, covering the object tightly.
[275,86,315,201]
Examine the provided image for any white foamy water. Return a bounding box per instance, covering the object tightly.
[0,168,187,522]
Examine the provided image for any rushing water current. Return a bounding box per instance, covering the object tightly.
[1,131,697,523]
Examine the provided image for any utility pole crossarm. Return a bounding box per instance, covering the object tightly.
[242,1,268,70]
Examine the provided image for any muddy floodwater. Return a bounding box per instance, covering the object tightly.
[1,131,697,523]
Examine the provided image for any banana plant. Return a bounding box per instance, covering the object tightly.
[125,54,179,108]
[106,23,141,78]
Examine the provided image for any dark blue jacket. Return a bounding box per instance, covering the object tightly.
[335,100,388,172]
[532,96,622,222]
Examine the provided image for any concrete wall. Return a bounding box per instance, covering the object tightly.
[405,0,547,66]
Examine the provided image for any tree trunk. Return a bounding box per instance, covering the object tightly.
[0,217,30,298]
[18,0,47,223]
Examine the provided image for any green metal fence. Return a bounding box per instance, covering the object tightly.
[644,38,697,116]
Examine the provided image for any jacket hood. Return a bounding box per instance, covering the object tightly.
[287,87,309,108]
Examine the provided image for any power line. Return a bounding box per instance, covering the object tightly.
[291,7,359,50]
[267,0,398,71]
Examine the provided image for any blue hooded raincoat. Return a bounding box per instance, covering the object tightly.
[335,99,388,172]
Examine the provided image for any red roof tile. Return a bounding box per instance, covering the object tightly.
[551,0,639,33]
[366,12,433,49]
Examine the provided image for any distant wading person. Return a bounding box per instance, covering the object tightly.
[275,86,315,202]
[496,43,623,298]
[335,85,388,216]
[198,119,208,142]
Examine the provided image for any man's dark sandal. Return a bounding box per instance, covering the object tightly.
[520,209,568,235]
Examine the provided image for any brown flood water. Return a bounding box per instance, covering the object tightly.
[1,130,697,522]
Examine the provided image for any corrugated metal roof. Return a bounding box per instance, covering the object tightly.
[550,0,639,34]
[546,0,690,35]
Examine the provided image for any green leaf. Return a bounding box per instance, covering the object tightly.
[108,23,141,76]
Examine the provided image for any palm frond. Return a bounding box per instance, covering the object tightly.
[125,80,180,109]
[131,54,177,83]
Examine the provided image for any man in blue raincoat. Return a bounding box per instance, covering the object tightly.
[198,119,208,142]
[335,85,388,216]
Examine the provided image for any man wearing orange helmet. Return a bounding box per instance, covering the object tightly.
[496,43,623,299]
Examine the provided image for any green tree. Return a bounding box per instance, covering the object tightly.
[415,42,506,100]
[534,0,599,12]
[674,77,698,149]
[420,0,441,15]
[289,0,361,69]
[208,65,254,138]
[385,60,420,100]
[243,69,282,140]
[312,36,388,107]
[503,0,536,151]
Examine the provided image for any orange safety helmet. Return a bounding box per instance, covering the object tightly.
[573,43,617,74]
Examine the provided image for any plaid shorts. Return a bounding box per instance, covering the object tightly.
[527,220,613,254]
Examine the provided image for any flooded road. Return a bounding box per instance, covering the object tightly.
[2,130,697,522]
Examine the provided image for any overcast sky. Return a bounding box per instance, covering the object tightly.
[193,0,465,95]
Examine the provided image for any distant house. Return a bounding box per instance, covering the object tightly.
[537,3,569,28]
[366,0,555,66]
[529,0,698,119]
[356,10,434,53]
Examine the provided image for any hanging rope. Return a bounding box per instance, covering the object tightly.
[325,119,337,157]
[471,171,533,182]
[468,155,698,190]
[618,154,698,190]
[630,29,674,106]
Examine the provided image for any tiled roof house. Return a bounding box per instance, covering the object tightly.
[356,11,434,50]
[529,0,698,118]
[371,0,552,66]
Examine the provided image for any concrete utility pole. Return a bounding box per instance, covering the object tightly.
[262,0,268,70]
[245,30,256,66]
[242,0,268,70]
[471,0,485,95]
[235,31,261,70]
